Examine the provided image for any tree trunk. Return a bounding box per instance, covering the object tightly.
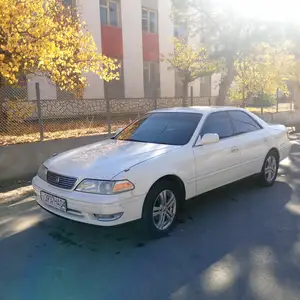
[241,86,246,108]
[182,80,189,107]
[216,59,236,106]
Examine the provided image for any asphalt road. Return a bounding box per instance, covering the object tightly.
[1,137,300,300]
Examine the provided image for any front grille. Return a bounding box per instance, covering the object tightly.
[47,171,77,190]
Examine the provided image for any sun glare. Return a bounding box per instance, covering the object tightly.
[227,0,300,23]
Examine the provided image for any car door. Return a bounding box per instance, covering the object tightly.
[228,110,270,177]
[193,111,242,195]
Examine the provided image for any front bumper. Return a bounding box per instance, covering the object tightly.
[32,176,145,226]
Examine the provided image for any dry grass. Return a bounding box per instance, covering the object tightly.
[0,119,130,146]
[246,103,293,114]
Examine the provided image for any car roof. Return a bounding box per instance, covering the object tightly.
[151,106,245,115]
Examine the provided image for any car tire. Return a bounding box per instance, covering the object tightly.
[141,180,179,238]
[258,150,279,187]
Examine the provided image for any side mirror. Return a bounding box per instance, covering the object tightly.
[195,133,220,146]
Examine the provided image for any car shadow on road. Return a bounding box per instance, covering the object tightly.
[1,173,299,300]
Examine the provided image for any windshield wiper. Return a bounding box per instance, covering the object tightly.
[121,138,145,143]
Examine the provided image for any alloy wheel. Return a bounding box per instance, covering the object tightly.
[152,190,177,231]
[264,155,277,182]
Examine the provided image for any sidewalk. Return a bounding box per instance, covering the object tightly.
[0,180,35,207]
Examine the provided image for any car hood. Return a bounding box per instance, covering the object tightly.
[45,139,179,180]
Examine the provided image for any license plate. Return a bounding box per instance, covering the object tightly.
[41,192,67,212]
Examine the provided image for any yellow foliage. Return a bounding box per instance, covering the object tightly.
[230,43,295,103]
[162,38,218,83]
[0,0,119,92]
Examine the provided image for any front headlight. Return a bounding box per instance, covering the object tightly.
[75,179,134,195]
[37,165,48,181]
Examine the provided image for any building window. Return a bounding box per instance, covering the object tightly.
[104,60,125,99]
[144,61,160,98]
[174,21,187,38]
[62,0,76,8]
[142,8,158,33]
[100,0,119,27]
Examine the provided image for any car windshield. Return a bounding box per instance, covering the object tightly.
[114,112,202,146]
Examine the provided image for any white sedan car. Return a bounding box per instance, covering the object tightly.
[33,107,291,236]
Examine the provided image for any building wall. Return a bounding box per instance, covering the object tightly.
[158,0,175,97]
[121,0,144,97]
[30,0,219,101]
[142,0,158,10]
[77,0,104,99]
[211,73,221,97]
[101,26,123,58]
[27,75,57,100]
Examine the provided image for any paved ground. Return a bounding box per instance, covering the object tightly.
[1,137,300,300]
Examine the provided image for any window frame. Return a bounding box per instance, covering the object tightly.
[227,110,263,136]
[199,111,235,142]
[143,61,160,98]
[62,0,76,7]
[100,0,120,27]
[142,7,158,34]
[143,61,151,85]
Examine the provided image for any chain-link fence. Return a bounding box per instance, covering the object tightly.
[0,83,217,146]
[0,83,295,146]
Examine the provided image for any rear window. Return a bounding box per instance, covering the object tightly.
[228,111,262,135]
[115,112,202,145]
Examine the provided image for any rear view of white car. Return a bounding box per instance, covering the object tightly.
[32,107,291,237]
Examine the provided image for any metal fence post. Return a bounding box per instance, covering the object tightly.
[190,86,194,106]
[35,83,44,141]
[208,96,211,106]
[276,88,279,113]
[106,98,111,136]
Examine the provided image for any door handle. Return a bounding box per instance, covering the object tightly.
[231,147,239,153]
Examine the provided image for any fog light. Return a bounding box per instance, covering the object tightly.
[94,212,123,221]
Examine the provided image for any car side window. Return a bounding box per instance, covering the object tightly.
[228,111,261,135]
[201,112,234,139]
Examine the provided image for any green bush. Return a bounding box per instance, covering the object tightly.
[252,94,276,107]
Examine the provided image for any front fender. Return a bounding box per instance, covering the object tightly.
[113,147,196,200]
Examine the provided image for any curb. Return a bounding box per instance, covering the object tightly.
[0,192,35,207]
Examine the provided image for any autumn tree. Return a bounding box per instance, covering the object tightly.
[0,0,119,91]
[162,37,217,106]
[229,44,294,107]
[172,0,285,106]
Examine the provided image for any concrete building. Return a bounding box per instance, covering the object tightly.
[26,0,220,100]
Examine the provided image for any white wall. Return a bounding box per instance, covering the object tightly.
[77,0,105,99]
[121,0,144,98]
[142,0,157,9]
[188,80,200,97]
[158,0,175,97]
[27,75,57,100]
